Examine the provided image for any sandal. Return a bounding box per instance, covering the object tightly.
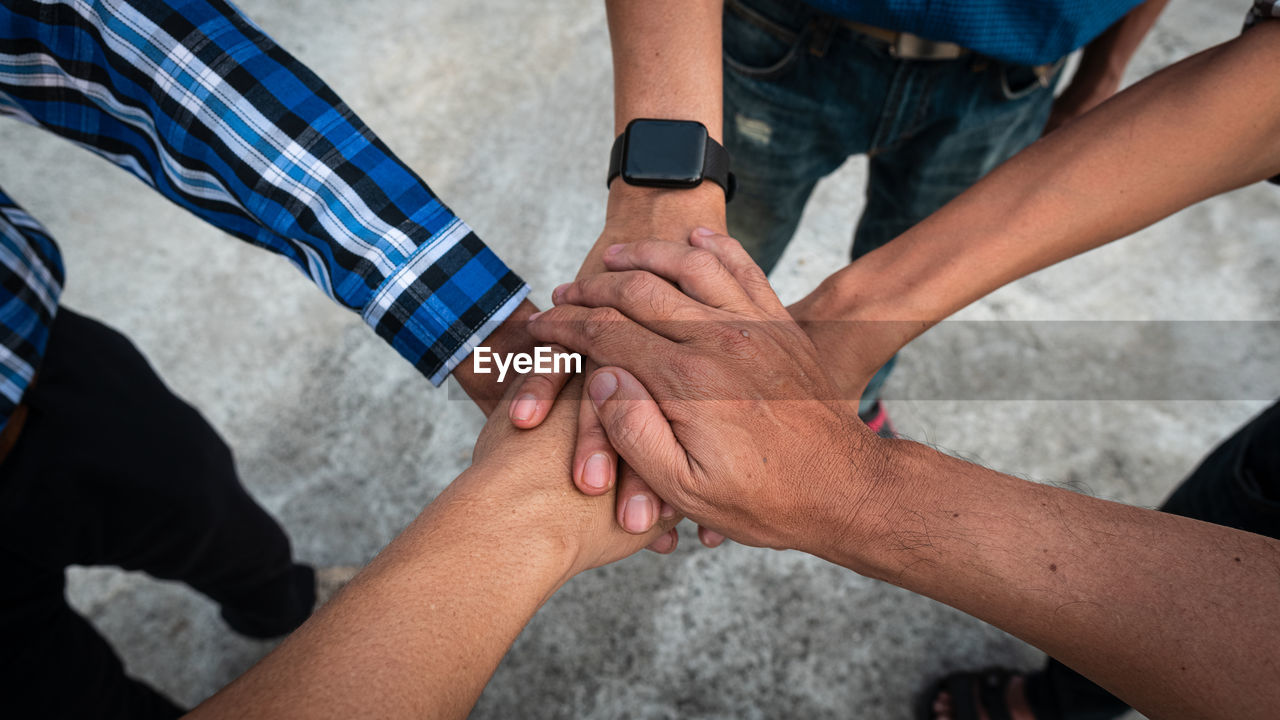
[915,668,1057,720]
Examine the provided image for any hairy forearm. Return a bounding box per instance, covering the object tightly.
[813,22,1280,332]
[188,464,570,720]
[811,441,1280,719]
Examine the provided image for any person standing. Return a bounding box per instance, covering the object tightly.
[720,0,1168,429]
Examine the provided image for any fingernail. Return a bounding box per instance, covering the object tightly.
[588,371,618,406]
[660,501,676,519]
[551,283,570,304]
[691,226,716,237]
[623,495,654,533]
[604,243,626,258]
[510,394,537,423]
[527,310,544,322]
[582,453,611,490]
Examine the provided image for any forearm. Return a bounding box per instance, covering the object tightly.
[588,0,727,277]
[811,441,1280,719]
[1071,0,1170,94]
[1,1,530,389]
[811,22,1280,334]
[608,0,724,139]
[188,464,570,720]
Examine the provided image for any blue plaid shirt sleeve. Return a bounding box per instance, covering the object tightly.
[0,195,64,425]
[0,0,528,428]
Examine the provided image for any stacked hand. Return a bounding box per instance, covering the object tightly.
[523,229,896,552]
[469,375,685,568]
[503,185,734,548]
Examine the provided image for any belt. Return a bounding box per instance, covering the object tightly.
[839,20,967,61]
[838,19,1060,86]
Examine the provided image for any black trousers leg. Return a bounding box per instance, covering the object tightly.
[0,308,315,718]
[0,547,186,718]
[1028,401,1280,720]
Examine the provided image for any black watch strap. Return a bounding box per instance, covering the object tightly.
[607,127,736,202]
[607,137,624,187]
[700,139,736,202]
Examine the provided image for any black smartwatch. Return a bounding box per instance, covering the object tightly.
[607,118,735,201]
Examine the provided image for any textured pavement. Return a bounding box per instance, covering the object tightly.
[2,0,1277,718]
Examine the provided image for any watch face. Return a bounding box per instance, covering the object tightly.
[623,120,708,188]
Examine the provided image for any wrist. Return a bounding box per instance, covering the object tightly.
[811,255,935,325]
[604,181,727,235]
[578,182,728,279]
[439,461,582,592]
[451,300,540,414]
[795,435,927,578]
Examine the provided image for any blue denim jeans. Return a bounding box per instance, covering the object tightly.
[722,0,1060,413]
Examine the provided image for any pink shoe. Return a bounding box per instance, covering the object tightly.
[859,401,897,439]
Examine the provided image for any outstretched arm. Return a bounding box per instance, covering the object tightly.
[0,0,543,416]
[792,18,1280,397]
[531,232,1280,720]
[185,380,677,720]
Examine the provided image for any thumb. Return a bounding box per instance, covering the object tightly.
[586,367,688,502]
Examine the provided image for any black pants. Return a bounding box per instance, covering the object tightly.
[0,309,315,719]
[1026,400,1280,720]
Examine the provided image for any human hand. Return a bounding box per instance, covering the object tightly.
[786,288,910,405]
[469,375,685,574]
[528,229,895,551]
[505,183,727,546]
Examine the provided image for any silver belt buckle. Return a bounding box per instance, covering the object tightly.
[891,33,965,61]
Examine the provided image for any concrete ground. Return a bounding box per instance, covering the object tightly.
[2,0,1277,717]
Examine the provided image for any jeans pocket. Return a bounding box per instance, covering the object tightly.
[723,0,809,81]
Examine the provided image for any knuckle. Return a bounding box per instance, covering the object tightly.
[579,412,610,443]
[620,271,655,299]
[581,306,623,341]
[680,248,721,277]
[612,402,654,450]
[646,288,677,320]
[558,279,585,305]
[721,234,748,255]
[741,264,771,289]
[522,372,557,393]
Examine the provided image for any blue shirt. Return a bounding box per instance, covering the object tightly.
[800,0,1144,66]
[0,0,530,430]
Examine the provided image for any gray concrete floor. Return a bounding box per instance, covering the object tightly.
[2,0,1277,717]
